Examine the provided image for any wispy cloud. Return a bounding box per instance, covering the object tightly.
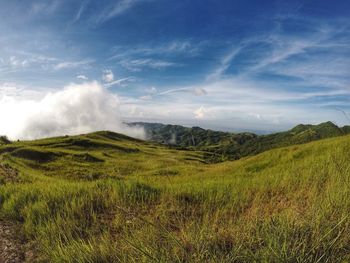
[0,54,59,74]
[121,76,350,130]
[102,69,114,83]
[0,52,95,78]
[77,74,88,80]
[206,17,350,97]
[139,95,152,100]
[137,86,207,102]
[95,0,141,24]
[54,59,94,70]
[108,40,196,72]
[207,46,244,80]
[72,0,89,23]
[120,58,178,71]
[159,87,207,96]
[104,77,136,87]
[9,56,29,68]
[0,82,47,100]
[108,40,201,61]
[147,87,157,94]
[248,27,339,72]
[29,0,61,16]
[1,1,349,132]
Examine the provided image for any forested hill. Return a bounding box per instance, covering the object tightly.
[130,121,350,161]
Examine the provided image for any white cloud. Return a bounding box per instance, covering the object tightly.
[77,75,88,80]
[0,82,144,140]
[147,87,157,94]
[194,106,207,119]
[139,95,152,100]
[102,69,114,83]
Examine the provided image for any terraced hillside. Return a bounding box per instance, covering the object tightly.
[0,131,350,262]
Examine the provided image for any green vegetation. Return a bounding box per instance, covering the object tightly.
[1,130,350,262]
[133,121,350,161]
[0,135,11,145]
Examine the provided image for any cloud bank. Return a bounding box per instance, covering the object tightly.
[0,82,144,140]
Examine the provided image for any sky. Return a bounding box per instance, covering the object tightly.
[0,0,350,138]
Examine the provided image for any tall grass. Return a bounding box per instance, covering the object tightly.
[0,133,350,261]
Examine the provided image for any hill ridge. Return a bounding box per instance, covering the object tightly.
[130,121,350,161]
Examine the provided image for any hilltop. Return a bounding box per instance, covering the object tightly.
[131,121,350,161]
[0,130,350,261]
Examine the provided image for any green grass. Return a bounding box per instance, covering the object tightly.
[1,131,350,262]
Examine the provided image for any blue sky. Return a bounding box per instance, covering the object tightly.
[1,0,350,135]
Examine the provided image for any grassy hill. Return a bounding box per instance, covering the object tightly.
[0,131,350,262]
[132,121,350,161]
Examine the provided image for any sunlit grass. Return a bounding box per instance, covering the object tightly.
[0,132,350,262]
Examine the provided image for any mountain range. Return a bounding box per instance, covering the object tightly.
[130,121,350,161]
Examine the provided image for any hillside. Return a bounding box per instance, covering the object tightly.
[0,131,350,261]
[132,121,350,161]
[0,136,11,145]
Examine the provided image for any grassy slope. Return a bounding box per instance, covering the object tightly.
[0,131,350,262]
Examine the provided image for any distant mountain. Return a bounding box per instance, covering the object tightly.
[130,122,256,147]
[130,121,350,162]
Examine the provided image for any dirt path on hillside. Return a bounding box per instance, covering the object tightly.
[0,163,19,183]
[0,161,25,262]
[0,221,25,263]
